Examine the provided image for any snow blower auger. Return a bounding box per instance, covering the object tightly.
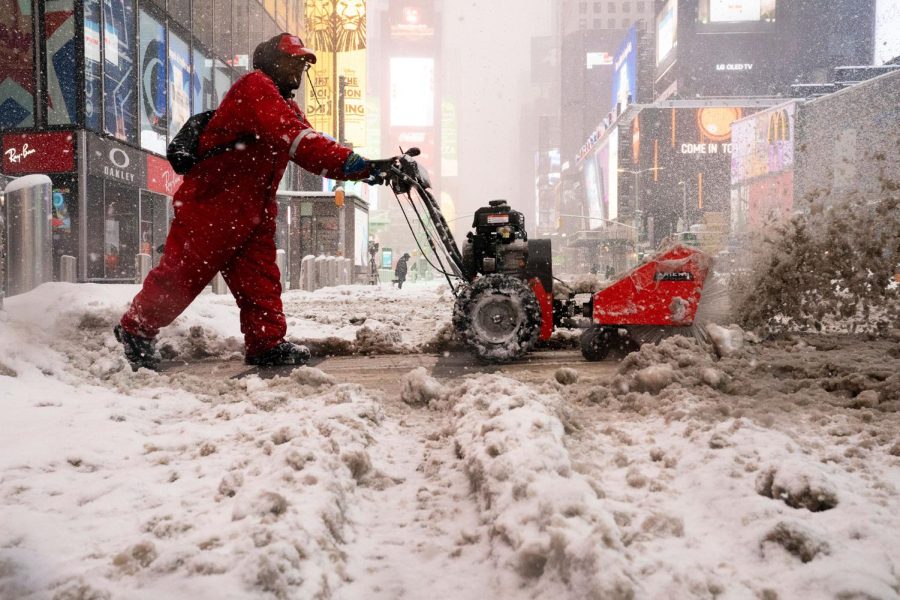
[369,149,569,363]
[579,244,713,361]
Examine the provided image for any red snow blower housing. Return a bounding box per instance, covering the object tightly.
[580,244,712,360]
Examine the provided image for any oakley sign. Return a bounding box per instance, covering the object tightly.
[87,134,146,187]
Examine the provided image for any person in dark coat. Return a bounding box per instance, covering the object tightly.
[394,253,411,289]
[114,33,372,371]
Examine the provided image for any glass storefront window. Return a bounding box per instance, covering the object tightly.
[168,30,192,140]
[51,177,78,281]
[46,0,77,126]
[139,9,168,154]
[103,0,138,143]
[263,14,279,41]
[86,177,139,280]
[249,1,265,53]
[170,0,192,30]
[193,0,214,50]
[192,46,215,113]
[214,60,232,108]
[0,0,36,128]
[214,0,233,63]
[139,191,169,266]
[233,0,250,74]
[276,0,287,29]
[84,0,102,130]
[287,0,300,35]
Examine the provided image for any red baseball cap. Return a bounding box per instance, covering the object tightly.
[277,34,317,64]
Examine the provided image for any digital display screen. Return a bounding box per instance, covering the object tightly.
[102,0,137,143]
[139,9,167,153]
[0,0,36,128]
[700,0,776,23]
[168,31,191,140]
[46,0,77,126]
[390,58,434,127]
[656,0,677,65]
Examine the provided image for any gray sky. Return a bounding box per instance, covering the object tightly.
[440,0,555,230]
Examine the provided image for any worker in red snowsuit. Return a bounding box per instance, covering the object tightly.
[115,34,370,370]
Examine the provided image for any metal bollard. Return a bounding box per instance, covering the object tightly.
[314,255,327,290]
[211,272,228,294]
[135,253,151,284]
[300,255,314,291]
[3,175,52,297]
[60,255,77,283]
[326,256,338,287]
[275,249,287,290]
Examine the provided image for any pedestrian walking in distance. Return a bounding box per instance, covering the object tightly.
[115,34,372,371]
[394,253,411,289]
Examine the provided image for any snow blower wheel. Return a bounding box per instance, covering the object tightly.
[580,324,617,361]
[453,274,542,363]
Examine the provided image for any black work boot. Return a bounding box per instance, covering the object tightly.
[114,325,161,371]
[245,342,311,367]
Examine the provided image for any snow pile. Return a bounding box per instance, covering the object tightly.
[0,364,384,599]
[732,194,900,334]
[400,367,447,407]
[755,459,839,512]
[705,323,745,358]
[448,375,636,598]
[0,285,392,598]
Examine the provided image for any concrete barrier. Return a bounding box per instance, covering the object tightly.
[60,255,76,283]
[212,272,228,294]
[300,255,315,291]
[135,253,152,284]
[314,255,328,290]
[275,249,287,289]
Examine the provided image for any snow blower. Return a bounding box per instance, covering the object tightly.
[578,243,727,361]
[369,150,726,363]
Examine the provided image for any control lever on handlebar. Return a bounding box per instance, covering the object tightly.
[364,147,422,188]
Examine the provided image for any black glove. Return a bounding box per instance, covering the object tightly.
[364,158,396,186]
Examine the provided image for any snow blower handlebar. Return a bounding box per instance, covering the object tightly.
[366,149,468,294]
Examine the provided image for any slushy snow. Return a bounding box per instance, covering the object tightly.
[1,280,898,599]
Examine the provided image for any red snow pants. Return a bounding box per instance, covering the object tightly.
[120,194,285,356]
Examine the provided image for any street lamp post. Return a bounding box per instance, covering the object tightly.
[678,181,687,232]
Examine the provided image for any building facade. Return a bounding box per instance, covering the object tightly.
[0,0,306,282]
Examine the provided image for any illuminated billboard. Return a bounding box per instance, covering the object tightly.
[700,0,776,23]
[584,147,603,224]
[876,1,900,64]
[656,0,677,65]
[390,58,434,127]
[730,101,795,232]
[304,0,367,148]
[611,25,638,113]
[607,127,618,220]
[628,106,765,242]
[731,101,794,184]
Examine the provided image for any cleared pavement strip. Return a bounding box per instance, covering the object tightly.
[161,350,619,395]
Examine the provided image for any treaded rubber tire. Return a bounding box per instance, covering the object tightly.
[580,324,613,361]
[453,274,541,363]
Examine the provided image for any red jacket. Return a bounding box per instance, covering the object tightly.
[175,70,364,207]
